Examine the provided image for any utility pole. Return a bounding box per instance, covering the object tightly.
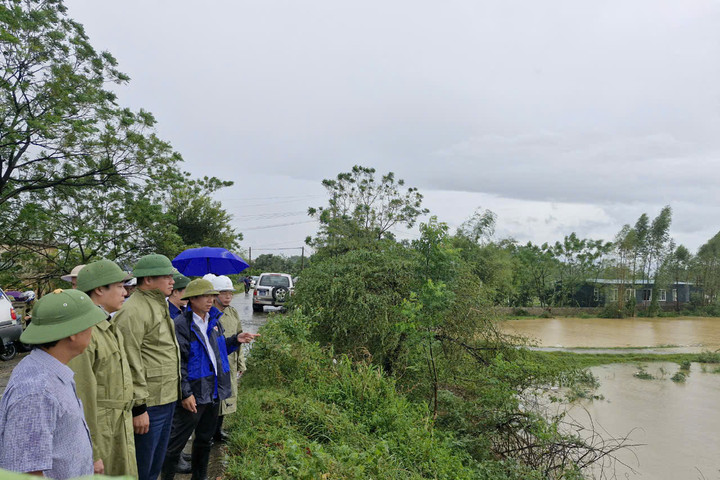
[248,247,252,265]
[301,246,305,271]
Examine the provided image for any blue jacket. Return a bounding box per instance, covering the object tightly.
[168,301,184,320]
[174,306,240,404]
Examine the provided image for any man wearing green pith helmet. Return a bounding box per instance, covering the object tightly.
[114,254,181,480]
[0,289,106,479]
[67,259,137,477]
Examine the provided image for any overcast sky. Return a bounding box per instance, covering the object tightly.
[65,0,720,255]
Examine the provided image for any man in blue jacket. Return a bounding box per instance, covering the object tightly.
[161,279,258,480]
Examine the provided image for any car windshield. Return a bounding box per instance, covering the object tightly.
[259,275,290,288]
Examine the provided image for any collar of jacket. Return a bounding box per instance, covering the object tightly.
[186,305,223,331]
[136,288,169,303]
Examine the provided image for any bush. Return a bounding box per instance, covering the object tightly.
[227,312,514,480]
[291,246,418,373]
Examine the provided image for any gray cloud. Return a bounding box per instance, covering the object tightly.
[63,0,720,251]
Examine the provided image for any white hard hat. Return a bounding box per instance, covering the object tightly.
[203,274,235,292]
[124,277,137,287]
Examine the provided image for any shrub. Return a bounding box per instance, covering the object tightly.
[228,313,498,480]
[291,246,418,373]
[671,371,687,383]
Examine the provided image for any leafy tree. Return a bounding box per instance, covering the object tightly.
[250,254,304,276]
[646,206,673,315]
[307,165,428,256]
[666,243,692,312]
[510,242,558,307]
[552,233,612,307]
[695,231,720,306]
[456,208,497,245]
[0,0,178,204]
[611,224,638,314]
[292,244,418,374]
[165,175,242,251]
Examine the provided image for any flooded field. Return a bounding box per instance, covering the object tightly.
[501,316,720,352]
[569,362,720,479]
[502,317,720,479]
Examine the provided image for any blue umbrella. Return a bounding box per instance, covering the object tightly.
[172,247,250,276]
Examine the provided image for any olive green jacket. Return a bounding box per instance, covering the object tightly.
[218,305,246,415]
[113,289,181,408]
[67,312,137,477]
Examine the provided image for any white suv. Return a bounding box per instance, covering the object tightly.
[252,273,294,312]
[0,287,22,360]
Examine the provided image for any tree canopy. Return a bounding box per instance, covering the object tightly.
[0,0,242,289]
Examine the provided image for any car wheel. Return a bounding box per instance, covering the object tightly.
[272,287,289,303]
[0,343,17,361]
[15,341,32,353]
[252,304,264,313]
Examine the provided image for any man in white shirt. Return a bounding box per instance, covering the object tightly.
[161,279,258,480]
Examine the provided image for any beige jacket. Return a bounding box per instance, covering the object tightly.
[67,313,137,477]
[113,289,181,408]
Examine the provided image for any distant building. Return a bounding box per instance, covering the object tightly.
[572,279,695,308]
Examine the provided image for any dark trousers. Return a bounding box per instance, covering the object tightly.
[135,402,176,480]
[162,401,220,479]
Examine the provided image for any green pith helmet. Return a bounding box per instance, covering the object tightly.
[172,272,191,290]
[181,279,219,300]
[76,259,133,293]
[133,254,175,278]
[20,289,108,344]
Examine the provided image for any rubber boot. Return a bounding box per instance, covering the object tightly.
[213,416,229,443]
[175,454,192,474]
[161,457,177,480]
[191,445,211,480]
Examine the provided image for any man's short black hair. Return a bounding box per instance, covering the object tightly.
[35,340,60,350]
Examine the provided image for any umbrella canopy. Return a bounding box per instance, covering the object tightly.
[5,291,24,301]
[172,247,250,276]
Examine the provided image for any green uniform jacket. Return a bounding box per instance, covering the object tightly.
[113,289,181,408]
[67,314,137,477]
[218,306,246,415]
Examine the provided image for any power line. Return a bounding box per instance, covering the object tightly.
[242,220,317,231]
[234,211,307,220]
[230,198,317,208]
[257,239,310,247]
[222,194,322,202]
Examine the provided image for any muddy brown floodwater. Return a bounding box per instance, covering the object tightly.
[501,316,720,479]
[502,316,720,352]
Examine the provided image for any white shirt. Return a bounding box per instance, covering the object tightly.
[192,311,218,374]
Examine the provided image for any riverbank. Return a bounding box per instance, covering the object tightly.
[528,349,720,368]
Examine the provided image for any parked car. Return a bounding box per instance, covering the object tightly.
[0,287,23,360]
[252,273,294,312]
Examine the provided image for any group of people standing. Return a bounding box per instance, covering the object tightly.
[0,254,259,480]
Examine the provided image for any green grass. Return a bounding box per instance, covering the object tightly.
[523,349,720,368]
[222,312,542,480]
